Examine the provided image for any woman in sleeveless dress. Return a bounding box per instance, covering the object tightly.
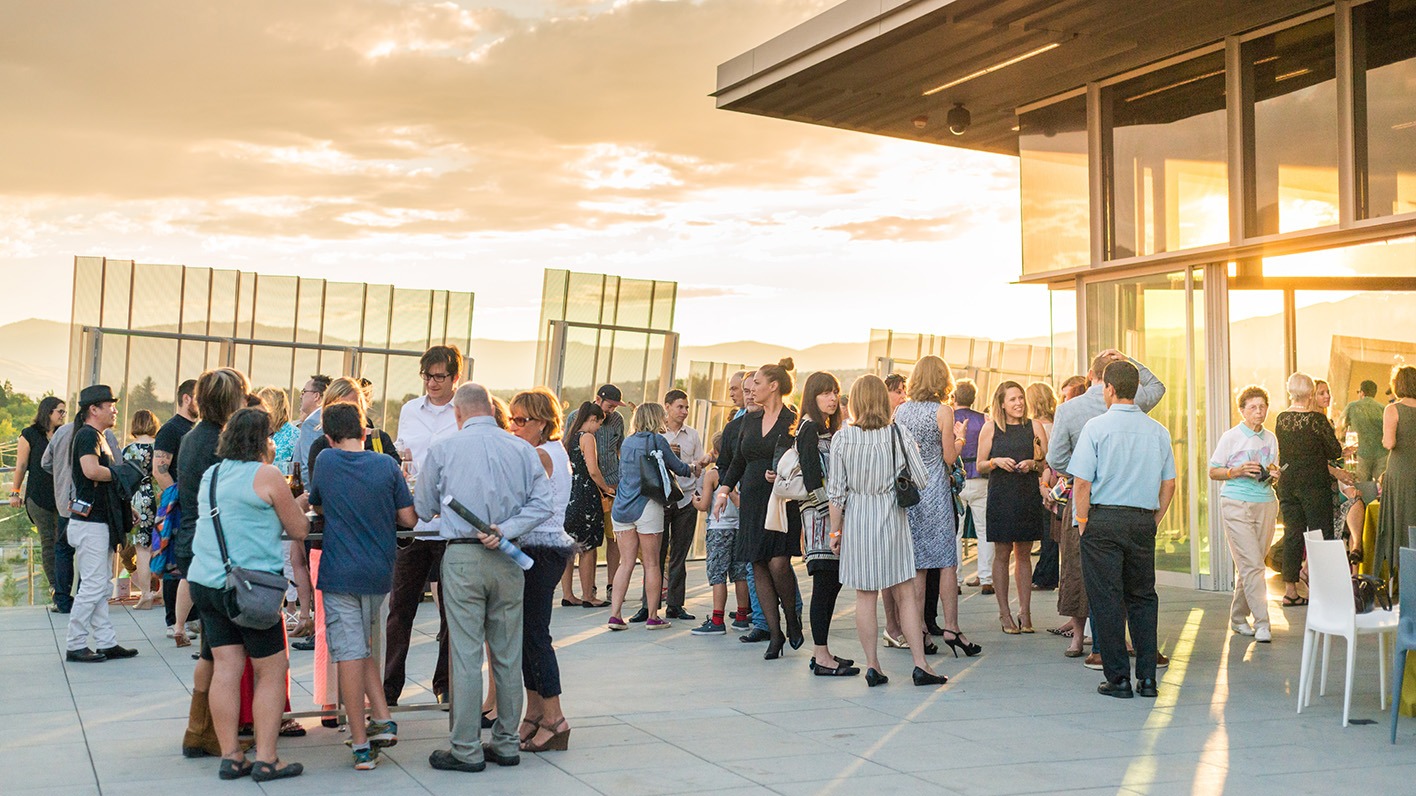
[893,356,979,658]
[561,402,612,607]
[1377,366,1416,580]
[977,381,1049,634]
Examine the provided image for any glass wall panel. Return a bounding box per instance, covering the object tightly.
[1260,234,1416,277]
[294,278,324,344]
[1085,271,1196,574]
[1189,270,1209,576]
[390,288,431,351]
[1106,51,1228,258]
[446,291,473,351]
[322,282,366,348]
[69,257,104,401]
[132,264,182,332]
[1246,16,1339,236]
[126,338,180,423]
[1356,0,1416,219]
[362,284,392,348]
[102,260,134,328]
[208,269,237,368]
[1020,94,1090,274]
[1050,289,1079,380]
[254,275,298,342]
[1293,289,1416,422]
[1227,289,1287,425]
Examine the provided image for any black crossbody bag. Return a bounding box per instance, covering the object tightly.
[208,463,289,630]
[890,424,921,509]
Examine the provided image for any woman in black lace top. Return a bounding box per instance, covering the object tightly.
[1274,372,1343,606]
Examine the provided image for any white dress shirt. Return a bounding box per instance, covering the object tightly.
[661,424,703,508]
[396,394,460,537]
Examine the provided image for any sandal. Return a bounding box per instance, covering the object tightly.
[1282,595,1309,606]
[1048,626,1075,638]
[251,759,304,782]
[519,714,543,744]
[174,632,192,648]
[520,717,571,753]
[218,756,254,780]
[279,718,306,737]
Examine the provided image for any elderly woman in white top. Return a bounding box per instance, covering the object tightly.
[1209,385,1280,643]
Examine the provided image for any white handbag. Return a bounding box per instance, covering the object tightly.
[772,446,809,502]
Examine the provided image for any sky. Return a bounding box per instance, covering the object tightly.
[0,0,1048,349]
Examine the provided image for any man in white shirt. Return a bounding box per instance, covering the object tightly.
[383,345,463,707]
[632,389,704,622]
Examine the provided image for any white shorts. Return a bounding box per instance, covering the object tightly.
[612,501,666,535]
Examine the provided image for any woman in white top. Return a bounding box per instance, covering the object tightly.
[1209,385,1280,642]
[506,388,576,753]
[829,375,947,688]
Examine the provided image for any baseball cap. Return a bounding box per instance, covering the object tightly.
[596,384,623,405]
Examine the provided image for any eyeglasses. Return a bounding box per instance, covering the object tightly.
[420,372,451,383]
[510,416,531,427]
[56,409,67,415]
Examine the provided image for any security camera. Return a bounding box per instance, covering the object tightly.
[947,103,970,136]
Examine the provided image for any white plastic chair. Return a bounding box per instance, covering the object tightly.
[1297,530,1399,726]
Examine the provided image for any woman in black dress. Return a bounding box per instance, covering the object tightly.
[713,359,803,660]
[562,402,612,606]
[977,381,1049,635]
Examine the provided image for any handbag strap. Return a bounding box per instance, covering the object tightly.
[206,462,235,575]
[890,424,902,473]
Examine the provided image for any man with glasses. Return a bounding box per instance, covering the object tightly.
[294,374,333,471]
[384,346,463,707]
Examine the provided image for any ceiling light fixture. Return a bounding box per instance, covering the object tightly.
[1275,67,1312,82]
[922,42,1060,96]
[1392,120,1416,130]
[1124,68,1224,103]
[913,115,929,129]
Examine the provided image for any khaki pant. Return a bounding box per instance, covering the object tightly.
[442,543,525,765]
[1220,497,1279,631]
[960,478,991,584]
[1057,503,1088,618]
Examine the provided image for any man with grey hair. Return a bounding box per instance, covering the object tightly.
[419,383,554,773]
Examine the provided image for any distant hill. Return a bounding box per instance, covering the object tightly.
[0,319,70,396]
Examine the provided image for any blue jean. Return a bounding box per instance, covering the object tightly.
[746,566,802,632]
[53,515,74,611]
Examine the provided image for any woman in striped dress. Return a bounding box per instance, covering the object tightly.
[829,375,947,688]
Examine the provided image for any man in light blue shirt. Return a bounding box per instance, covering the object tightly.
[1070,360,1176,700]
[1047,349,1166,664]
[417,383,553,773]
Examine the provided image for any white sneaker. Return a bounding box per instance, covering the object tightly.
[1255,626,1272,643]
[185,620,201,637]
[165,625,176,638]
[1231,622,1255,636]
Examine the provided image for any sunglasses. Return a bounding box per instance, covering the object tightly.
[510,416,532,427]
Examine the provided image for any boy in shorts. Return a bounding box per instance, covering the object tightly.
[309,403,417,770]
[691,435,751,635]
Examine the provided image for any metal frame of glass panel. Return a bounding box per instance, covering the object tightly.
[67,257,475,441]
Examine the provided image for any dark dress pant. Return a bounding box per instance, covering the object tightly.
[383,538,449,704]
[1080,506,1159,684]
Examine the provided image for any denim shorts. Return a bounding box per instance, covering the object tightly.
[322,591,387,663]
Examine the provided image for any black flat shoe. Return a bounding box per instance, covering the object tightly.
[739,628,771,643]
[66,648,106,663]
[628,607,649,623]
[561,598,583,607]
[941,629,982,658]
[912,666,948,686]
[763,634,786,660]
[1097,678,1134,699]
[813,663,861,677]
[582,599,610,608]
[1136,677,1159,698]
[809,656,856,671]
[481,743,520,767]
[250,760,303,782]
[865,668,889,687]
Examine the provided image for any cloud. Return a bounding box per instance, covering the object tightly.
[826,215,967,242]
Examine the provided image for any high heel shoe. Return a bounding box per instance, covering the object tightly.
[763,634,786,660]
[1017,614,1035,634]
[922,637,939,656]
[882,630,909,648]
[521,717,570,752]
[940,629,982,657]
[999,615,1020,635]
[787,618,805,651]
[865,668,889,687]
[912,666,948,686]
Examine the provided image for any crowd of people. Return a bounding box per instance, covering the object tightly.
[9,342,1416,777]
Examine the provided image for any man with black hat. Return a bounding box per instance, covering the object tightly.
[65,384,139,663]
[1342,379,1388,483]
[566,385,629,590]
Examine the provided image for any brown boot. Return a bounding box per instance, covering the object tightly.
[181,690,222,758]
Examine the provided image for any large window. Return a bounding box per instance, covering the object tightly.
[1356,0,1416,219]
[1246,16,1340,236]
[1106,51,1229,258]
[1020,95,1090,274]
[1085,271,1205,576]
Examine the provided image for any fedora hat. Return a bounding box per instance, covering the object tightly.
[78,384,116,407]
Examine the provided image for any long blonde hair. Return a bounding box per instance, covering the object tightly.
[256,386,292,428]
[632,402,667,435]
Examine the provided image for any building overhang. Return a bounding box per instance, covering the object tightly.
[714,0,1329,156]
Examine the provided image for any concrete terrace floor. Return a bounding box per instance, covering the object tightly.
[2,561,1410,796]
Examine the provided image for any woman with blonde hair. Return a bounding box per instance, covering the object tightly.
[976,381,1049,634]
[894,356,979,658]
[1027,382,1061,593]
[714,360,804,659]
[608,402,692,630]
[256,386,298,467]
[829,375,945,687]
[1274,371,1343,606]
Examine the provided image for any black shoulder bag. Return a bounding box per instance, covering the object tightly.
[890,424,921,509]
[209,463,289,630]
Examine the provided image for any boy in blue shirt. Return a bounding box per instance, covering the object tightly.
[310,403,416,770]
